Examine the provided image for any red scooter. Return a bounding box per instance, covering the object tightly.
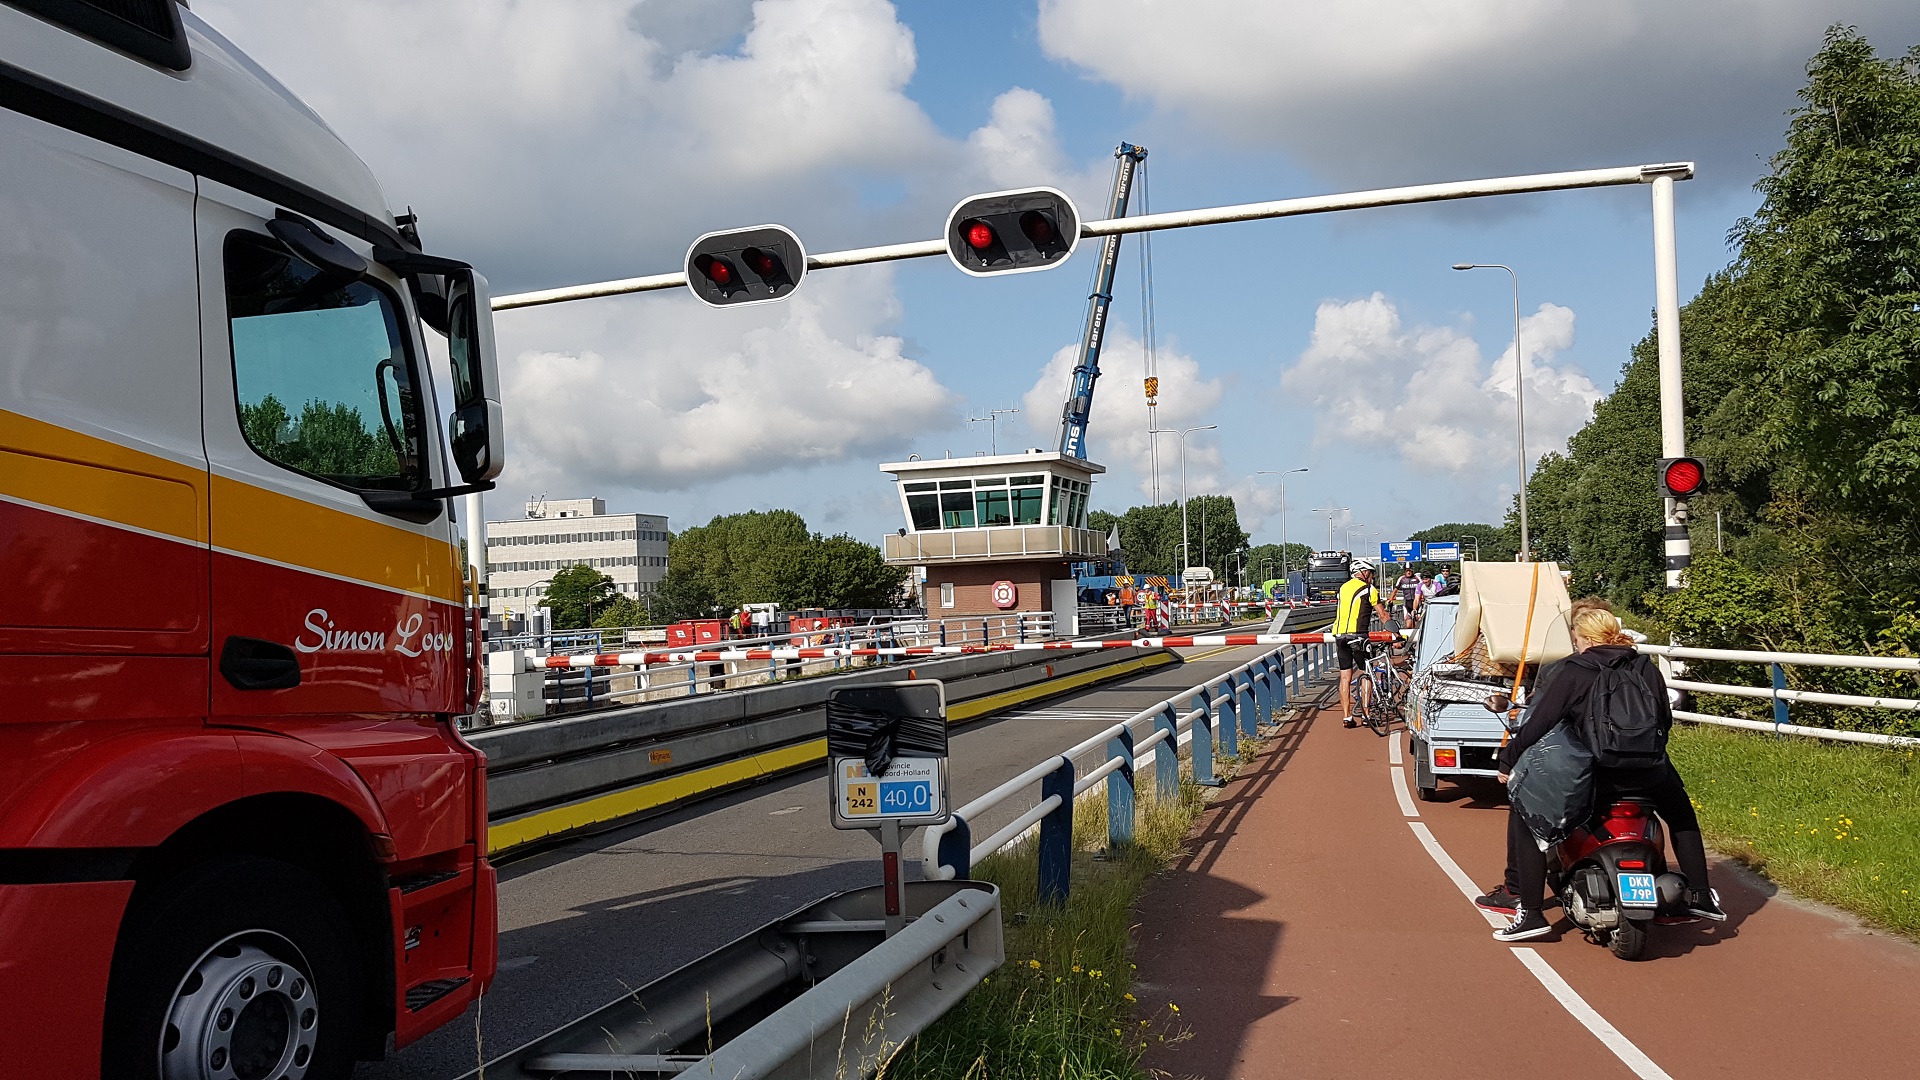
[1548,798,1690,960]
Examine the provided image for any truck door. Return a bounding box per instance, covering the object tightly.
[195,181,466,725]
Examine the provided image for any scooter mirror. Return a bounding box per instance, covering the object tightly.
[1482,692,1512,714]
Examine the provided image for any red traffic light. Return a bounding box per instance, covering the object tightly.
[964,220,996,251]
[697,255,734,286]
[1656,456,1705,499]
[743,248,779,278]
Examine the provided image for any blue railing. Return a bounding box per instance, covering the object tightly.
[922,639,1335,902]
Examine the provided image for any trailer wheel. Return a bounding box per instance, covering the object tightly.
[104,856,360,1080]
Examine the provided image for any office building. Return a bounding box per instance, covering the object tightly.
[486,497,668,617]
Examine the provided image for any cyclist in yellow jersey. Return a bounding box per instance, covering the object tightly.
[1333,561,1393,727]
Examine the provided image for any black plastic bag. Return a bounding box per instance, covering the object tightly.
[1507,722,1594,848]
[825,685,946,777]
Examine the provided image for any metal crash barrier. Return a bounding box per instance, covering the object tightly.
[464,881,1002,1079]
[922,632,1397,898]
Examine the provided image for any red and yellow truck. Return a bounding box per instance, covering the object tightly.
[3,1,506,1075]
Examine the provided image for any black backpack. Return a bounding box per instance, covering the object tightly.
[1578,651,1667,769]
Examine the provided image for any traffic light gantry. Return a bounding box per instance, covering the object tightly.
[684,224,807,308]
[943,187,1080,277]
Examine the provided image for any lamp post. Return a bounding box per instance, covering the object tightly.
[1311,507,1349,550]
[1343,523,1368,551]
[1150,424,1217,573]
[1452,262,1530,560]
[1257,467,1308,578]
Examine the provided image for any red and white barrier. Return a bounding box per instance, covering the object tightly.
[529,630,1405,671]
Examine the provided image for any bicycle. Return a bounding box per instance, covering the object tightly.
[1357,636,1410,737]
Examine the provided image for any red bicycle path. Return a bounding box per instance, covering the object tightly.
[1133,682,1920,1079]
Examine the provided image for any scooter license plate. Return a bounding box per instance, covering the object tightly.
[1617,872,1658,908]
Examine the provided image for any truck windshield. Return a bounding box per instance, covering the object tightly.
[225,232,421,492]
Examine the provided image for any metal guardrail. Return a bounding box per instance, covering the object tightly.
[478,642,1165,832]
[1637,642,1920,747]
[921,634,1387,896]
[465,880,1003,1079]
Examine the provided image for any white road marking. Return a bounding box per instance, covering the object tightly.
[1406,822,1505,926]
[1387,731,1403,765]
[1389,766,1420,818]
[1509,948,1677,1080]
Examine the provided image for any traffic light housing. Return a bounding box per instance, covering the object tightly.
[1656,456,1705,499]
[944,187,1080,277]
[684,224,806,307]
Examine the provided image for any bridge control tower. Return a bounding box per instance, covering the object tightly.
[880,450,1110,636]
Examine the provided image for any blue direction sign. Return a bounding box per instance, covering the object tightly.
[1380,541,1423,563]
[1424,542,1462,561]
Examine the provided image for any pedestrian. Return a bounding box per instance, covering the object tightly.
[1485,605,1726,941]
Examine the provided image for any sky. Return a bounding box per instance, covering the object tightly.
[199,0,1920,558]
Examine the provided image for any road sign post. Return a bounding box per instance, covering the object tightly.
[827,682,950,936]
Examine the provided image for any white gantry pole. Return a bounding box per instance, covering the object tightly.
[1649,169,1690,589]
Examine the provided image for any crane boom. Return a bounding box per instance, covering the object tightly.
[1056,142,1148,459]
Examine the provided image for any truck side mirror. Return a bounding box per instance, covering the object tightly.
[445,270,505,485]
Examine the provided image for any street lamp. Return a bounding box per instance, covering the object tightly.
[1257,467,1309,578]
[1343,523,1368,551]
[1453,262,1530,560]
[1149,424,1217,573]
[1311,506,1349,550]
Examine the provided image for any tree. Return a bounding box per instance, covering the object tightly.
[541,564,615,629]
[651,567,722,623]
[1244,542,1314,583]
[1512,26,1920,676]
[1090,495,1249,577]
[655,510,907,617]
[1408,522,1517,569]
[592,595,647,630]
[765,535,909,610]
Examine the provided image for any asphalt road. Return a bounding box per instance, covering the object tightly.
[360,642,1271,1079]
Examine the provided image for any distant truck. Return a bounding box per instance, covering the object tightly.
[1303,551,1354,602]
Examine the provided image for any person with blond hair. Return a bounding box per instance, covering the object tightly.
[1484,602,1724,941]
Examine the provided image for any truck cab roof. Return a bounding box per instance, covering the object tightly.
[2,1,407,249]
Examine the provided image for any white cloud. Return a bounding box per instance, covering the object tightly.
[1019,328,1225,502]
[1036,0,1920,188]
[1279,293,1599,481]
[497,267,957,492]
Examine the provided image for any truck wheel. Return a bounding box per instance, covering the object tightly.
[1608,918,1650,961]
[1411,737,1439,800]
[103,856,360,1080]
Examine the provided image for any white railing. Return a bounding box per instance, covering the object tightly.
[1637,642,1920,748]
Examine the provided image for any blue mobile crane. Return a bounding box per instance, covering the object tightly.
[1056,142,1150,459]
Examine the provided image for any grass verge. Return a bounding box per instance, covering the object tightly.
[1669,723,1920,937]
[887,748,1256,1079]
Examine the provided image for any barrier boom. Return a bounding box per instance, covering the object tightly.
[491,163,1692,310]
[532,630,1405,670]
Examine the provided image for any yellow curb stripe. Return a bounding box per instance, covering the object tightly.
[487,738,829,855]
[947,650,1176,722]
[486,650,1178,856]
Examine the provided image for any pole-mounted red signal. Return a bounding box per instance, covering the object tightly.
[944,187,1080,277]
[684,224,806,308]
[1656,456,1705,499]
